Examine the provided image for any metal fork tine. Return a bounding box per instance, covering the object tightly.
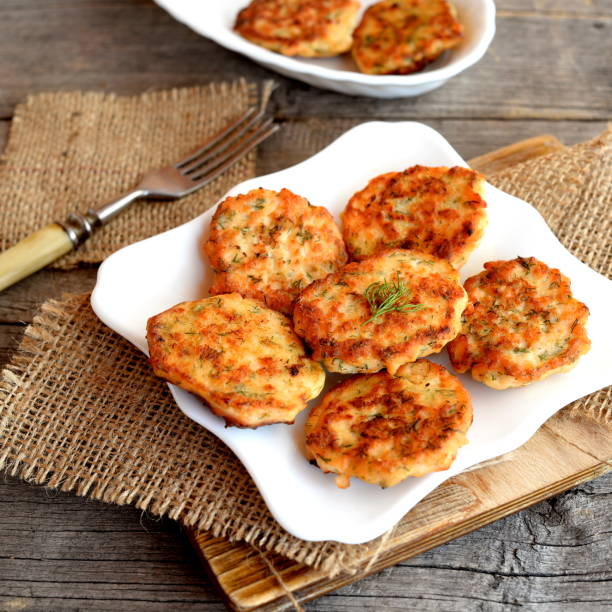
[180,106,267,176]
[189,122,279,186]
[189,116,275,181]
[175,106,257,169]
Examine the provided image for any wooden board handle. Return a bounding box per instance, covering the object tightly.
[0,223,74,291]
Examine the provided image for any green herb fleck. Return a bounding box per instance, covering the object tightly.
[297,228,313,244]
[215,210,235,229]
[362,272,426,325]
[234,383,269,399]
[518,257,532,271]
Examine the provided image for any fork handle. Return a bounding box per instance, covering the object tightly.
[0,189,145,292]
[0,223,74,291]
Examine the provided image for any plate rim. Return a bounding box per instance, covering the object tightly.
[91,120,612,543]
[153,0,497,88]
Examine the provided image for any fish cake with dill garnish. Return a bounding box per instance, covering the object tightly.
[146,294,325,428]
[204,188,347,315]
[234,0,360,57]
[352,0,463,75]
[342,165,487,268]
[293,248,467,375]
[305,359,473,489]
[447,257,591,390]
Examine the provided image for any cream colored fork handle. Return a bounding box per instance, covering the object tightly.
[0,223,73,291]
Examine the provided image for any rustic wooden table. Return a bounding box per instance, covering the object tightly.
[1,1,610,610]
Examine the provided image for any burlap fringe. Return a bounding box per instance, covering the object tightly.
[0,127,610,579]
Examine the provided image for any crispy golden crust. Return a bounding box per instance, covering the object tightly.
[305,359,472,488]
[341,166,487,268]
[352,0,463,75]
[146,294,325,428]
[204,188,347,315]
[447,257,591,389]
[293,248,467,374]
[235,0,360,57]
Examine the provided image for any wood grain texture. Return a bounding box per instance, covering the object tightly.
[0,2,610,119]
[255,120,608,178]
[1,473,610,611]
[0,269,97,327]
[0,0,610,610]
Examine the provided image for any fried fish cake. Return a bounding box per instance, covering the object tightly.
[342,165,487,268]
[352,0,463,75]
[204,188,347,315]
[293,248,467,374]
[146,294,325,428]
[447,257,591,389]
[305,359,472,488]
[234,0,360,57]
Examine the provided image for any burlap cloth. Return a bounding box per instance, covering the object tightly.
[0,80,274,267]
[1,118,610,578]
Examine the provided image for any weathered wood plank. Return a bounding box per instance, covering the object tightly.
[499,0,612,18]
[0,325,26,369]
[318,478,612,610]
[0,3,609,119]
[0,269,96,325]
[256,119,608,176]
[2,116,607,182]
[0,477,222,610]
[0,120,8,150]
[0,474,610,611]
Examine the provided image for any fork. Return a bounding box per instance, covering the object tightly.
[0,103,279,292]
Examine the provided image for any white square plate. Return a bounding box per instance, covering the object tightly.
[91,122,612,544]
[153,0,496,98]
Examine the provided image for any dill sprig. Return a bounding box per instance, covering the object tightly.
[362,272,426,325]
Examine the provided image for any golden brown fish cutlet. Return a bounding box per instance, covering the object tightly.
[204,188,348,315]
[342,165,487,268]
[234,0,361,57]
[352,0,463,75]
[305,359,473,488]
[146,294,325,428]
[447,257,591,389]
[293,248,467,375]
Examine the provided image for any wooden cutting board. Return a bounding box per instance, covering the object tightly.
[187,135,612,611]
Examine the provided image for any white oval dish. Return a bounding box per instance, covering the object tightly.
[153,0,496,98]
[91,122,612,544]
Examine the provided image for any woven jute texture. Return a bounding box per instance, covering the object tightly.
[0,81,273,267]
[1,129,610,579]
